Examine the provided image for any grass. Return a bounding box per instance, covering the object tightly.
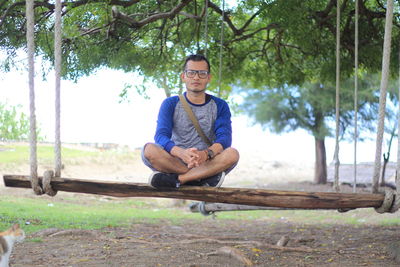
[215,208,400,225]
[0,195,202,235]
[2,194,400,237]
[0,144,99,164]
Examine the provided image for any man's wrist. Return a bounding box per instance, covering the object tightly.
[206,148,215,160]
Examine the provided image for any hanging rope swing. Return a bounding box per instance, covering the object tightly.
[25,0,61,196]
[4,0,400,214]
[1,174,393,210]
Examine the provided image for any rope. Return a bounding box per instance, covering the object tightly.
[394,32,400,213]
[397,31,400,198]
[42,170,58,196]
[375,188,394,213]
[372,0,394,193]
[217,0,225,97]
[374,187,400,213]
[26,0,42,195]
[373,188,400,214]
[198,201,213,216]
[54,0,62,178]
[391,192,400,213]
[40,0,63,197]
[353,0,359,193]
[333,0,341,192]
[203,0,208,57]
[40,0,63,198]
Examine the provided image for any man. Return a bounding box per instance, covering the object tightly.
[142,54,239,188]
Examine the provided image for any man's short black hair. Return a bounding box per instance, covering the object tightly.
[183,54,210,72]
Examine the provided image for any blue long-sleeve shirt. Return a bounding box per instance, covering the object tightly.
[154,93,232,153]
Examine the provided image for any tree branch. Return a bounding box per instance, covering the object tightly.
[158,18,168,56]
[112,0,193,29]
[237,9,263,33]
[179,11,202,20]
[359,0,385,19]
[226,24,279,45]
[63,0,140,9]
[207,0,272,42]
[207,0,240,35]
[0,0,55,28]
[79,24,112,36]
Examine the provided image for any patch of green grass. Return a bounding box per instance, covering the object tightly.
[0,196,201,234]
[26,238,43,243]
[0,144,99,164]
[214,208,400,225]
[2,194,399,237]
[378,218,400,226]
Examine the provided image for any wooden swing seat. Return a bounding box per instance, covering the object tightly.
[3,174,385,210]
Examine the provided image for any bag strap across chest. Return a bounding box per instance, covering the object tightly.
[178,94,212,146]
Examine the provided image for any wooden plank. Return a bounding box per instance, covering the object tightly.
[3,174,385,209]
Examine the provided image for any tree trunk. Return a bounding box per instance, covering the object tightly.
[314,137,327,184]
[161,76,171,97]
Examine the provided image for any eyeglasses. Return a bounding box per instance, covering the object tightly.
[184,70,209,79]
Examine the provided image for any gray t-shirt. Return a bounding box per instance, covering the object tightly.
[154,93,232,153]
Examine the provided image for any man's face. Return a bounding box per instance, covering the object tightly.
[181,60,211,93]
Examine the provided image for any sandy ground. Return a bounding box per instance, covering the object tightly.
[1,145,400,266]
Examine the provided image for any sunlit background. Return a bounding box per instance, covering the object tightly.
[1,58,382,165]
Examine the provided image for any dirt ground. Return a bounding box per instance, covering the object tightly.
[2,145,400,266]
[9,217,400,267]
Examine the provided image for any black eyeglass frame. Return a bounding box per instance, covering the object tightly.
[184,70,210,79]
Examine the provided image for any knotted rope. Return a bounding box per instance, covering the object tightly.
[390,191,400,213]
[43,170,58,196]
[375,188,400,213]
[198,201,213,216]
[338,189,400,214]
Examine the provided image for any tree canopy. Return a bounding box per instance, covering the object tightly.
[1,0,398,92]
[240,73,387,140]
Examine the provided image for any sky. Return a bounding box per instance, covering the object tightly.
[0,62,387,165]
